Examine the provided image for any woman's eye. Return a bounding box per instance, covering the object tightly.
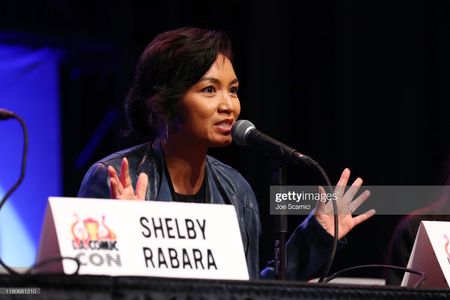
[202,86,215,93]
[230,86,239,94]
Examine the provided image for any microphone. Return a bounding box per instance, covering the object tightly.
[232,120,316,166]
[0,109,15,120]
[232,119,340,282]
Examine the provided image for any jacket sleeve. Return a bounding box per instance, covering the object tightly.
[77,162,111,199]
[260,213,346,280]
[232,178,262,280]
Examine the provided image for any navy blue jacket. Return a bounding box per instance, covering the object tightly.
[78,141,341,280]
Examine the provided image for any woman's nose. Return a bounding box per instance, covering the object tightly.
[218,93,234,114]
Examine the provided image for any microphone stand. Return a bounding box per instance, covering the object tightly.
[272,162,287,280]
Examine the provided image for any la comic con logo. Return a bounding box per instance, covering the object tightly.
[70,214,121,267]
[444,234,450,264]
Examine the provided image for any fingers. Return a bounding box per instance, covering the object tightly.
[349,189,371,214]
[318,186,326,201]
[120,157,132,188]
[316,186,332,214]
[343,177,363,203]
[335,168,350,199]
[333,169,372,217]
[108,157,148,201]
[352,209,376,226]
[108,165,122,198]
[135,173,148,200]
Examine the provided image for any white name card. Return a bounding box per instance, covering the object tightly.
[402,221,450,288]
[37,197,249,280]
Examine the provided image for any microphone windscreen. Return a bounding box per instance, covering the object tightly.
[0,109,14,120]
[232,120,255,145]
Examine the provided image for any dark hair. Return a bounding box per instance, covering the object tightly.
[125,27,233,141]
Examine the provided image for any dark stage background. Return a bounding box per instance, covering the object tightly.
[1,0,449,280]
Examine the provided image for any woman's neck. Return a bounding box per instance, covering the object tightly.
[162,134,207,195]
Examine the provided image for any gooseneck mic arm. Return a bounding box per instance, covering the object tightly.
[0,109,28,274]
[0,109,28,211]
[0,108,81,275]
[232,120,338,282]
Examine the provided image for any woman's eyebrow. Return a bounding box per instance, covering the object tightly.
[199,77,239,85]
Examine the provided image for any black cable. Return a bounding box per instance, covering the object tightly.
[0,109,28,274]
[25,256,81,275]
[0,109,81,276]
[0,109,27,212]
[323,264,426,288]
[302,156,338,283]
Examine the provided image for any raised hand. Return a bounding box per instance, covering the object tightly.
[314,168,375,239]
[108,157,148,200]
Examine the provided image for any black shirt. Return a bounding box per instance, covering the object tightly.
[164,160,207,203]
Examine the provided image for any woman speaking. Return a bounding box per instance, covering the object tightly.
[78,27,374,280]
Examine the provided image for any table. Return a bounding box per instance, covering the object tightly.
[0,274,448,299]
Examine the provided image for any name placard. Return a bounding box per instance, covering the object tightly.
[37,197,249,280]
[402,221,450,288]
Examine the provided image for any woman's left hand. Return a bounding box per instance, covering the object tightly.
[314,168,376,239]
[108,157,148,200]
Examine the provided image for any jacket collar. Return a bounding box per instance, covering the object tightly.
[138,139,215,203]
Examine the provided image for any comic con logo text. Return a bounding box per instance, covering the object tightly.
[71,214,121,267]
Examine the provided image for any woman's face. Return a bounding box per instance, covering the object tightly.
[176,54,241,147]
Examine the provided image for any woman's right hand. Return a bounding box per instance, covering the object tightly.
[108,157,148,200]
